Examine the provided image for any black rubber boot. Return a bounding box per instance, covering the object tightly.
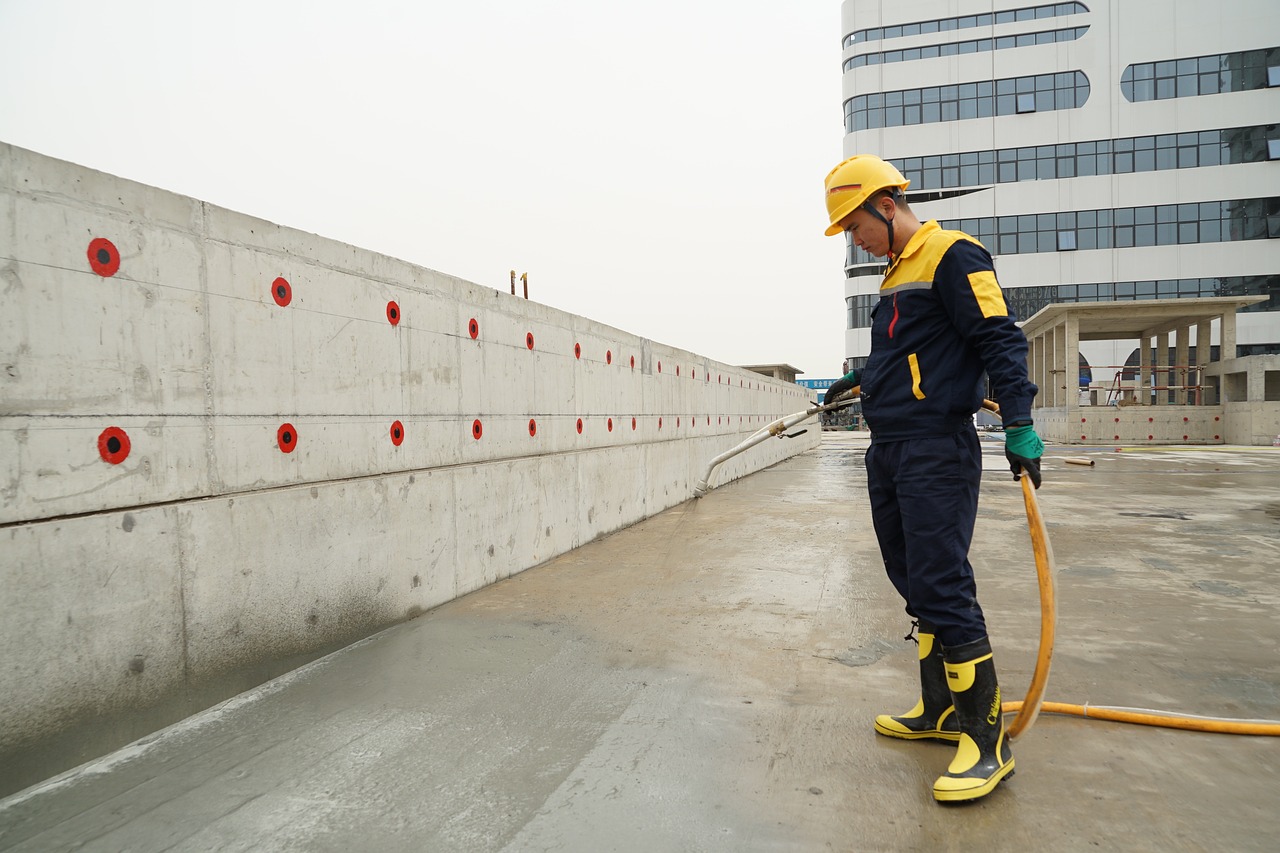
[874,622,960,742]
[933,636,1015,802]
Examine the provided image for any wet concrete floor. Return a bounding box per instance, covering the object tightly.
[2,433,1278,852]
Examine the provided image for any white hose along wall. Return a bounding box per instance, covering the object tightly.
[0,142,819,794]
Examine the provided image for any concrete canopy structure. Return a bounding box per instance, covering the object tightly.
[740,364,805,383]
[1021,295,1270,443]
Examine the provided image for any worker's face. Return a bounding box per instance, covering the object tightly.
[840,198,894,258]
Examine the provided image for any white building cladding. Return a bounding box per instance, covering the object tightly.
[838,0,1279,381]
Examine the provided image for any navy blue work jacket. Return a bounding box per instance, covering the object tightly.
[860,220,1038,441]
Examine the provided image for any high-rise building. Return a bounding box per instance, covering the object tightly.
[839,0,1278,382]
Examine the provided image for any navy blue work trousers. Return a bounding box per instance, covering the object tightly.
[864,429,986,648]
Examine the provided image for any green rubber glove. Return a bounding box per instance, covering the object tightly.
[824,369,861,406]
[1005,424,1044,488]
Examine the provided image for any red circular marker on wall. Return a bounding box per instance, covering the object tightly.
[98,427,130,464]
[390,420,405,446]
[271,277,292,307]
[386,301,401,325]
[1081,418,1087,424]
[1114,435,1120,440]
[608,418,614,431]
[87,238,120,277]
[677,417,681,427]
[631,417,637,430]
[658,361,662,373]
[607,350,613,365]
[468,319,479,339]
[658,417,663,429]
[277,423,297,453]
[472,419,483,440]
[529,419,537,436]
[676,366,681,377]
[574,343,582,359]
[527,332,535,350]
[576,418,584,434]
[630,355,635,369]
[1148,434,1154,440]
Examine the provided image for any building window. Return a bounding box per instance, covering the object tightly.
[845,72,1088,131]
[843,27,1088,71]
[845,197,1279,268]
[1017,93,1037,113]
[846,276,1279,329]
[886,125,1277,191]
[1121,47,1280,101]
[842,2,1087,49]
[1058,231,1077,250]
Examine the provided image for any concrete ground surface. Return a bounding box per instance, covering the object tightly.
[2,432,1278,853]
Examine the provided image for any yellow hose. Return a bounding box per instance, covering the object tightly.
[1005,473,1055,740]
[986,400,1280,738]
[833,391,1280,737]
[1003,700,1280,736]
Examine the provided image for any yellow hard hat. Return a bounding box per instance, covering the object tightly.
[823,155,911,236]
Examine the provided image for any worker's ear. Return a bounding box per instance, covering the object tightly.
[879,193,897,220]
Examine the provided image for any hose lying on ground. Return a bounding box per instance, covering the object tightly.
[1002,700,1280,736]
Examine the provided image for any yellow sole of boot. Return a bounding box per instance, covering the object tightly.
[932,762,1015,802]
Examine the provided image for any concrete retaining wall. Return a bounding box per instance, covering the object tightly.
[1207,355,1280,445]
[1037,404,1228,445]
[0,142,819,795]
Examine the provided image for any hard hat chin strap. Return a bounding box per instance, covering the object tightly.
[862,189,901,259]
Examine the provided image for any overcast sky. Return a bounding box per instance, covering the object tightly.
[0,1,849,378]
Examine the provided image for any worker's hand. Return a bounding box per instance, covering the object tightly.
[824,370,861,406]
[1004,424,1044,489]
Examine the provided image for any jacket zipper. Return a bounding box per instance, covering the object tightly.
[888,293,900,339]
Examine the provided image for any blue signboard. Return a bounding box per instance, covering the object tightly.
[796,378,842,390]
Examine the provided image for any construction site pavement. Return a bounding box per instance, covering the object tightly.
[2,432,1278,852]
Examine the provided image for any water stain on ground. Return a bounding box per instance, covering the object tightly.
[824,638,899,667]
[1191,580,1247,597]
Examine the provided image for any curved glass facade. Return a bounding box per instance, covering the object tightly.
[842,2,1087,49]
[846,275,1280,330]
[889,126,1276,191]
[844,72,1088,131]
[844,26,1087,71]
[1121,48,1279,101]
[846,196,1280,269]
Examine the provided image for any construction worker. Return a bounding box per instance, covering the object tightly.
[820,154,1044,803]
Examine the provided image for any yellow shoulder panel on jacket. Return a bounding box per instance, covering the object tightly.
[883,227,963,290]
[968,270,1008,318]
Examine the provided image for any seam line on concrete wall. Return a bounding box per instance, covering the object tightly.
[0,438,766,530]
